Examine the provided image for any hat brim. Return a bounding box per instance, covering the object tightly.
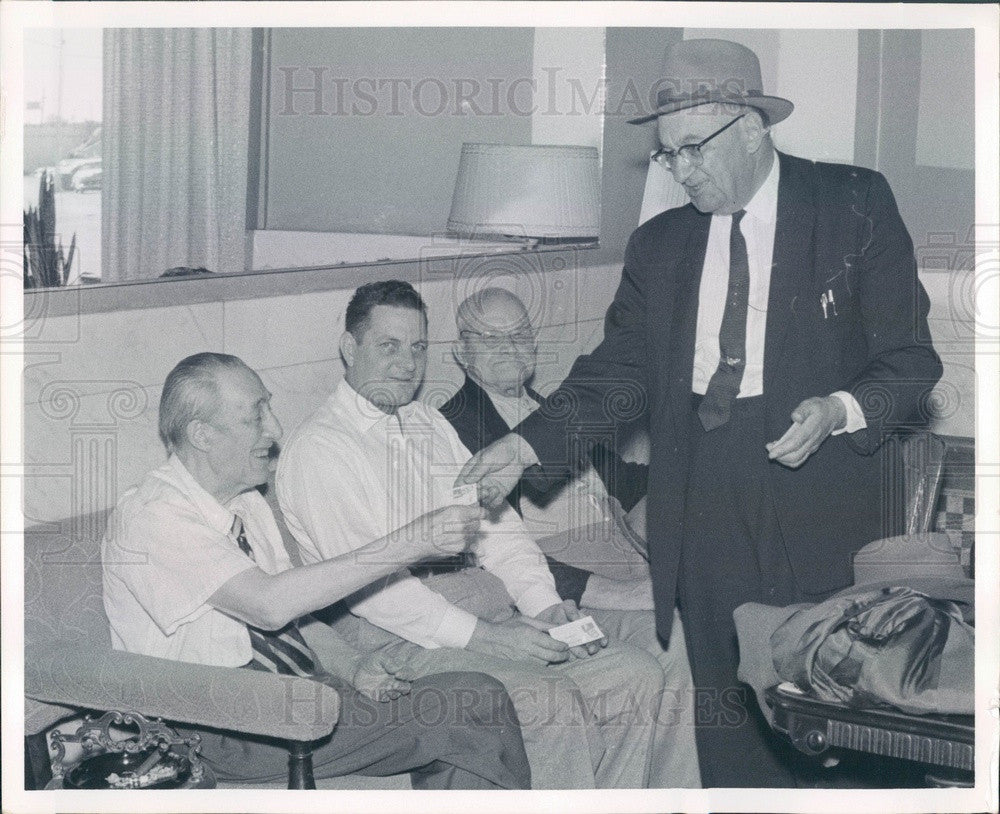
[627,94,794,126]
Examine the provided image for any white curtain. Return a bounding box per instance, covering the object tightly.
[102,29,253,281]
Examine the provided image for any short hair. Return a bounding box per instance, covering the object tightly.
[345,280,427,339]
[158,352,248,452]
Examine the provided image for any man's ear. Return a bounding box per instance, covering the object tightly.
[742,111,769,154]
[452,338,468,370]
[340,331,356,368]
[185,419,214,453]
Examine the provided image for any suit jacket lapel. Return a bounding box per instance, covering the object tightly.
[669,214,712,442]
[764,152,816,398]
[461,377,509,446]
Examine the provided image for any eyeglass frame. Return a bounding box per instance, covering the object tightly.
[459,328,536,349]
[651,113,747,171]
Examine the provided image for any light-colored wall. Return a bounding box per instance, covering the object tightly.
[262,27,535,235]
[921,269,978,441]
[531,27,605,150]
[21,252,973,528]
[251,29,606,269]
[22,261,622,526]
[916,29,974,171]
[682,28,857,162]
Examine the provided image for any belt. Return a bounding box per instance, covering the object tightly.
[409,554,472,580]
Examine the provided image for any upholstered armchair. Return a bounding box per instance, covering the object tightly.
[23,507,341,790]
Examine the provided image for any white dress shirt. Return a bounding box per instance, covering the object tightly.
[277,379,562,650]
[102,455,291,667]
[692,153,865,433]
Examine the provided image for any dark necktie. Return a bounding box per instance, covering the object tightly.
[232,514,318,677]
[698,210,750,431]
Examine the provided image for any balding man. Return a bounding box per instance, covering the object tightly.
[102,352,531,789]
[442,287,700,788]
[459,39,942,786]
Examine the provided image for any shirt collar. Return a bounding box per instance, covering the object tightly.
[333,378,420,434]
[485,386,537,410]
[742,149,780,225]
[162,454,241,536]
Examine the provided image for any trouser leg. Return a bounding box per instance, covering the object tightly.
[368,631,663,788]
[680,398,802,787]
[372,636,603,789]
[561,638,665,788]
[587,606,701,788]
[388,672,531,790]
[182,671,530,789]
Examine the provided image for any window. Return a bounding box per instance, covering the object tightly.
[23,28,103,285]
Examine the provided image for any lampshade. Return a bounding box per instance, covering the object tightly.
[447,143,600,240]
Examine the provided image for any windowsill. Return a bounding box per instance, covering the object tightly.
[22,243,604,318]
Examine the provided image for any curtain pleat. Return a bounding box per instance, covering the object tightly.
[102,29,252,281]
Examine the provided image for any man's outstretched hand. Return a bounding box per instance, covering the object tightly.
[456,433,539,510]
[766,395,847,468]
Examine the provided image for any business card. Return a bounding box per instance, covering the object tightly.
[548,616,605,647]
[450,483,479,506]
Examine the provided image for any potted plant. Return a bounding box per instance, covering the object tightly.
[24,170,76,288]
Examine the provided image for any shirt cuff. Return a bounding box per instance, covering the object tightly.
[512,582,564,619]
[830,391,867,435]
[429,603,480,650]
[514,433,540,467]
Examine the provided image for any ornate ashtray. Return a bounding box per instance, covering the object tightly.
[50,711,208,790]
[65,746,191,790]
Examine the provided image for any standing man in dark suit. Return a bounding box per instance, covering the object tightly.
[458,39,942,787]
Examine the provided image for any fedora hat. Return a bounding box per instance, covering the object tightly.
[628,38,794,125]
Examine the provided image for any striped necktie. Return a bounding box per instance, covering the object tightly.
[232,514,318,677]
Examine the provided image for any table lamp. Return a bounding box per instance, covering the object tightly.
[447,143,600,244]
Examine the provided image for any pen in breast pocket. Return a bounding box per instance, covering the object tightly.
[827,288,838,315]
[821,292,829,319]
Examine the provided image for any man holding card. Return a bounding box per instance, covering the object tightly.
[277,281,666,789]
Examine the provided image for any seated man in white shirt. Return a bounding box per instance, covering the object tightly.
[277,281,666,789]
[102,352,531,789]
[442,287,700,788]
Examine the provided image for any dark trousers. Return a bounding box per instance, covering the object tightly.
[180,671,530,789]
[679,397,829,788]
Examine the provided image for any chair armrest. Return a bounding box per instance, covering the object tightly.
[852,532,965,585]
[25,644,339,742]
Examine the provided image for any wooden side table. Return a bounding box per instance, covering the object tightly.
[765,683,974,787]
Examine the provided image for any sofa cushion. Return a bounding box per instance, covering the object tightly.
[25,510,112,651]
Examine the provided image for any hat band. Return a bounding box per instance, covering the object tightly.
[655,87,765,109]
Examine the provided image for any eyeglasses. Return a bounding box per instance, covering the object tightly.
[460,329,535,349]
[651,114,746,171]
